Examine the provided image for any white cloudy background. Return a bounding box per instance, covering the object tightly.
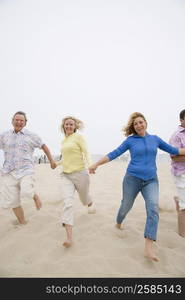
[0,0,185,158]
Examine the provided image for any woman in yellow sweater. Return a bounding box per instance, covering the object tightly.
[58,116,95,247]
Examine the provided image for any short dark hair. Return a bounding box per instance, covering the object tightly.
[179,110,185,120]
[12,111,27,123]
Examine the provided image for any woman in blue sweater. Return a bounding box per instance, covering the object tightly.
[89,112,185,262]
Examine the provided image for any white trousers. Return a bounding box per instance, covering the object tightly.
[173,174,185,210]
[0,173,35,209]
[60,170,92,226]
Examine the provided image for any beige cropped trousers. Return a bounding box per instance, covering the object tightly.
[60,169,92,226]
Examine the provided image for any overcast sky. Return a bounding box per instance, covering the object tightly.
[0,0,185,159]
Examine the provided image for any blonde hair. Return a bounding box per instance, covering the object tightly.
[123,112,147,136]
[61,116,84,134]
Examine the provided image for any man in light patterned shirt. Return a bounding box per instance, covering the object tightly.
[0,111,56,225]
[169,109,185,237]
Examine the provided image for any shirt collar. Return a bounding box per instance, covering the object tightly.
[132,132,149,138]
[12,128,26,135]
[178,125,185,133]
[65,132,76,138]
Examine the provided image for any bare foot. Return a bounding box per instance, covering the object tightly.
[88,202,96,214]
[63,239,72,248]
[19,220,28,225]
[144,238,159,262]
[144,249,159,262]
[115,223,123,230]
[33,194,42,210]
[12,219,28,225]
[174,196,179,212]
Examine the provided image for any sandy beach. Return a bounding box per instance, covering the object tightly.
[0,160,185,278]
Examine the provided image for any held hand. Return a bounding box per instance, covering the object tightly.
[89,164,97,174]
[50,160,57,169]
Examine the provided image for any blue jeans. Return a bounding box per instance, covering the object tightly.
[116,173,159,241]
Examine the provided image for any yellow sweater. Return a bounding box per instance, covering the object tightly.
[58,132,92,173]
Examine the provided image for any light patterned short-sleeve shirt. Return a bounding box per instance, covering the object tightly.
[169,125,185,176]
[0,128,44,178]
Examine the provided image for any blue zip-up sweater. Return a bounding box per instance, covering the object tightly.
[107,134,179,180]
